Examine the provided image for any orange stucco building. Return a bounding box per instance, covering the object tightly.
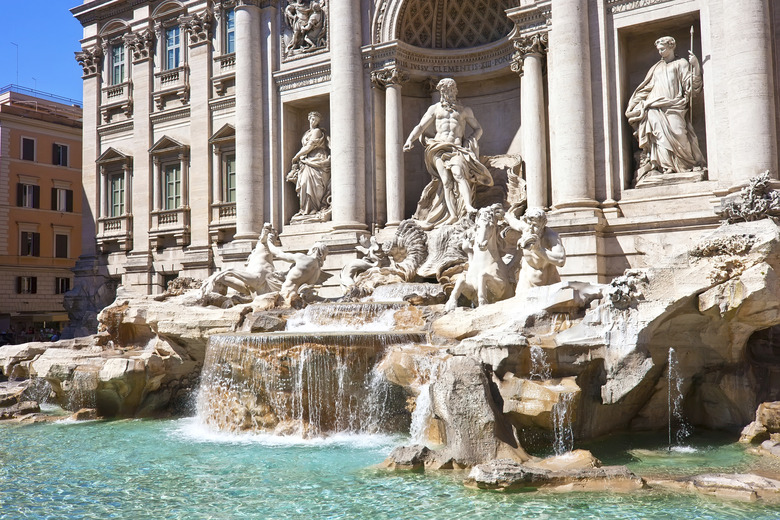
[0,86,83,341]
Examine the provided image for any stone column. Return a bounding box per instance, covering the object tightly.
[548,0,597,210]
[512,32,549,210]
[725,0,778,184]
[373,67,408,226]
[234,1,265,240]
[329,0,366,229]
[370,73,387,227]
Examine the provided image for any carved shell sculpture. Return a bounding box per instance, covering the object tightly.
[382,219,428,281]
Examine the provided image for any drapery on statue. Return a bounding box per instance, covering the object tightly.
[286,111,331,223]
[445,204,514,311]
[505,207,566,296]
[404,78,493,230]
[625,35,705,184]
[284,0,326,55]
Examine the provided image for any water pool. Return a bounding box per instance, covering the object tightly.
[2,418,780,519]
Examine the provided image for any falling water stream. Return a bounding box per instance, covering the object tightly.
[667,347,690,449]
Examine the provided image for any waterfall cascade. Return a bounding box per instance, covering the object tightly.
[196,302,427,437]
[667,347,690,448]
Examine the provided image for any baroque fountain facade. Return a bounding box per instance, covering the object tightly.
[3,0,780,503]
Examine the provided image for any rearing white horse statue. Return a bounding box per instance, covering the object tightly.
[445,204,514,311]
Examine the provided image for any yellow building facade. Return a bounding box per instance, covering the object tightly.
[0,86,83,341]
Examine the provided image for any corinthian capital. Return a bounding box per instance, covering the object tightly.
[511,31,548,76]
[75,45,103,78]
[370,67,410,89]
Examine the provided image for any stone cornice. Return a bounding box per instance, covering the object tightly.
[150,107,192,125]
[98,120,134,137]
[71,0,148,25]
[366,39,515,80]
[274,62,331,92]
[506,1,552,35]
[607,0,675,14]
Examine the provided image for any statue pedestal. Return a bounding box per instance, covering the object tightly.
[635,169,708,189]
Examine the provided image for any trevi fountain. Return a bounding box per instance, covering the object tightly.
[4,0,780,517]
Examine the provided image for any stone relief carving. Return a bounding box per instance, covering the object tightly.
[200,223,329,307]
[286,111,331,224]
[607,269,648,310]
[75,46,103,77]
[505,207,566,297]
[720,171,780,224]
[445,204,514,311]
[283,0,327,57]
[404,78,494,230]
[626,35,706,186]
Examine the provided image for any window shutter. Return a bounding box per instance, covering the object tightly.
[62,146,68,167]
[16,184,23,206]
[52,143,58,165]
[32,185,40,208]
[32,233,40,257]
[66,189,74,212]
[16,277,21,294]
[30,277,37,294]
[51,188,57,210]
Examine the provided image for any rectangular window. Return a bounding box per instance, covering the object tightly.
[55,234,69,259]
[225,154,236,203]
[52,144,68,166]
[225,9,236,54]
[165,26,181,70]
[16,276,37,294]
[17,183,40,208]
[111,44,125,85]
[110,174,125,217]
[55,277,71,294]
[20,232,40,257]
[21,138,35,161]
[164,164,181,210]
[51,188,74,212]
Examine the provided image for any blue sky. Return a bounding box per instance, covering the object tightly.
[0,1,84,103]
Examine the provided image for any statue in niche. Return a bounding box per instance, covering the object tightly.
[626,35,706,185]
[404,78,494,230]
[505,207,566,297]
[445,204,515,311]
[284,0,327,56]
[286,111,331,224]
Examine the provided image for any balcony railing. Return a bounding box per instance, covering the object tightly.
[97,214,133,251]
[153,66,190,109]
[150,206,191,246]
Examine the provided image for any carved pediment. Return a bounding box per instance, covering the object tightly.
[209,124,236,145]
[97,147,132,166]
[149,136,189,156]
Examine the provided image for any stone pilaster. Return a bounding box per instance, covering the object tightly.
[329,0,367,230]
[372,67,409,226]
[234,1,265,240]
[512,32,548,210]
[129,29,153,254]
[185,10,213,258]
[370,73,387,227]
[548,0,598,211]
[724,0,778,185]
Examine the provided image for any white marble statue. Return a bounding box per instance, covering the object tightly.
[266,237,329,301]
[506,207,566,296]
[286,111,331,223]
[200,223,283,307]
[284,0,327,55]
[445,204,514,311]
[404,78,493,230]
[625,35,705,183]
